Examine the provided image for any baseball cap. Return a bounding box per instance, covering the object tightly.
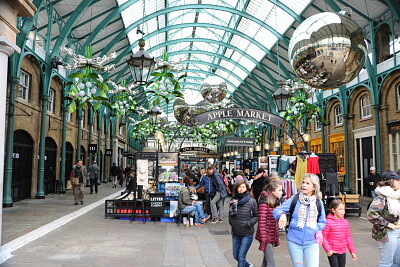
[382,170,400,180]
[370,167,376,171]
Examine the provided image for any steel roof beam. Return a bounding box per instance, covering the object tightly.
[98,4,290,58]
[385,0,400,21]
[50,0,94,59]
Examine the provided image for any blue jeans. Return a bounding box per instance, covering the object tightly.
[288,241,319,267]
[232,233,253,267]
[371,190,377,201]
[181,202,205,223]
[376,228,400,267]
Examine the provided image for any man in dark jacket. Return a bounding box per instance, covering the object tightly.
[110,163,120,188]
[88,161,99,194]
[207,165,228,223]
[196,169,216,217]
[366,166,382,200]
[178,186,210,225]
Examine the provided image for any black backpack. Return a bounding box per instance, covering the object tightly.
[286,193,323,231]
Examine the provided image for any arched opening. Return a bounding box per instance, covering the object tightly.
[12,130,34,201]
[44,137,57,194]
[65,142,74,181]
[80,145,86,166]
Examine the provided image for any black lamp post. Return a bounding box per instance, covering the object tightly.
[147,104,162,126]
[272,86,291,113]
[127,39,156,85]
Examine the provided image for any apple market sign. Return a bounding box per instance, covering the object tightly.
[195,108,283,127]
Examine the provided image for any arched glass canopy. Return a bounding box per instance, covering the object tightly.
[32,0,398,114]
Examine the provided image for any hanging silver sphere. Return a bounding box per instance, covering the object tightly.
[288,11,367,90]
[173,98,207,126]
[200,76,228,103]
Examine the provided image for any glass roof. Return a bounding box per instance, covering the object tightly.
[117,0,312,109]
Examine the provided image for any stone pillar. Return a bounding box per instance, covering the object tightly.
[0,1,35,256]
[0,39,20,251]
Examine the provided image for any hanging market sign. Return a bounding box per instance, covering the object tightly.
[88,144,97,154]
[195,108,284,126]
[105,149,112,156]
[225,137,255,147]
[179,147,214,154]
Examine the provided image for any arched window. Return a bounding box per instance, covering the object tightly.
[360,94,372,119]
[334,104,343,126]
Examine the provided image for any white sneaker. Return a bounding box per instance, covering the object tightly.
[248,263,254,267]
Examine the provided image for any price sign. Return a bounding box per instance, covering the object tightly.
[88,144,97,154]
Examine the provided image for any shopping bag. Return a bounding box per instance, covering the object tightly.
[66,180,72,190]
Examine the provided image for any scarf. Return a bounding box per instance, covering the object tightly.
[229,192,251,216]
[375,186,400,217]
[296,193,318,229]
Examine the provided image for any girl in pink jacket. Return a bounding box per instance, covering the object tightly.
[322,199,357,267]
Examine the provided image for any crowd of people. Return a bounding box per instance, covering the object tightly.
[68,160,400,267]
[179,165,400,267]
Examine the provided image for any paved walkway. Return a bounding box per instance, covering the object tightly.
[0,185,380,266]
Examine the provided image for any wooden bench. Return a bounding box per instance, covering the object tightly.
[344,194,361,217]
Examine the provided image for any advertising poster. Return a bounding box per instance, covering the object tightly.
[158,153,179,166]
[137,159,149,186]
[259,156,268,171]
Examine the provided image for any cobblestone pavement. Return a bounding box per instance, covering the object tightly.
[1,187,379,266]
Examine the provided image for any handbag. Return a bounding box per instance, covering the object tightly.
[71,177,80,186]
[197,186,205,194]
[66,180,72,190]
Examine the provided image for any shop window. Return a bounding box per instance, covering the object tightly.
[397,83,400,111]
[47,89,55,113]
[315,119,321,131]
[334,105,343,126]
[331,140,345,173]
[360,94,372,119]
[389,133,399,171]
[19,70,30,101]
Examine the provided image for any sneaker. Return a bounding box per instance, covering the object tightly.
[74,203,78,205]
[194,223,203,226]
[249,263,254,267]
[217,218,224,223]
[211,219,218,224]
[80,201,84,205]
[201,215,211,223]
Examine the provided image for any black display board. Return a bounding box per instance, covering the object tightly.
[149,192,165,216]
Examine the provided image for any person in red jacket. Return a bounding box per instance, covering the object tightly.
[322,199,357,267]
[256,180,283,267]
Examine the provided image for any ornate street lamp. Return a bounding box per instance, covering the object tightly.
[147,104,162,126]
[127,39,156,85]
[272,85,291,113]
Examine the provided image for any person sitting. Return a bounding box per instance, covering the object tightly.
[178,185,210,226]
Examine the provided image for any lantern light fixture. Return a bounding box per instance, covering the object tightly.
[127,39,156,85]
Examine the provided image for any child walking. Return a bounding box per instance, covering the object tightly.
[322,199,357,267]
[256,181,283,267]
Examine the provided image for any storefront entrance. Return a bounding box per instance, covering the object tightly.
[12,130,33,201]
[44,137,57,194]
[354,126,376,196]
[65,142,74,181]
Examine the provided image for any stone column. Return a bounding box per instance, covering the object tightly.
[0,37,20,252]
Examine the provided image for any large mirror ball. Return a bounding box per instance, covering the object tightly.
[173,98,207,126]
[288,11,367,90]
[200,76,228,103]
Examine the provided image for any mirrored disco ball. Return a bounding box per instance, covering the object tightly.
[200,76,228,103]
[288,11,367,90]
[173,98,207,126]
